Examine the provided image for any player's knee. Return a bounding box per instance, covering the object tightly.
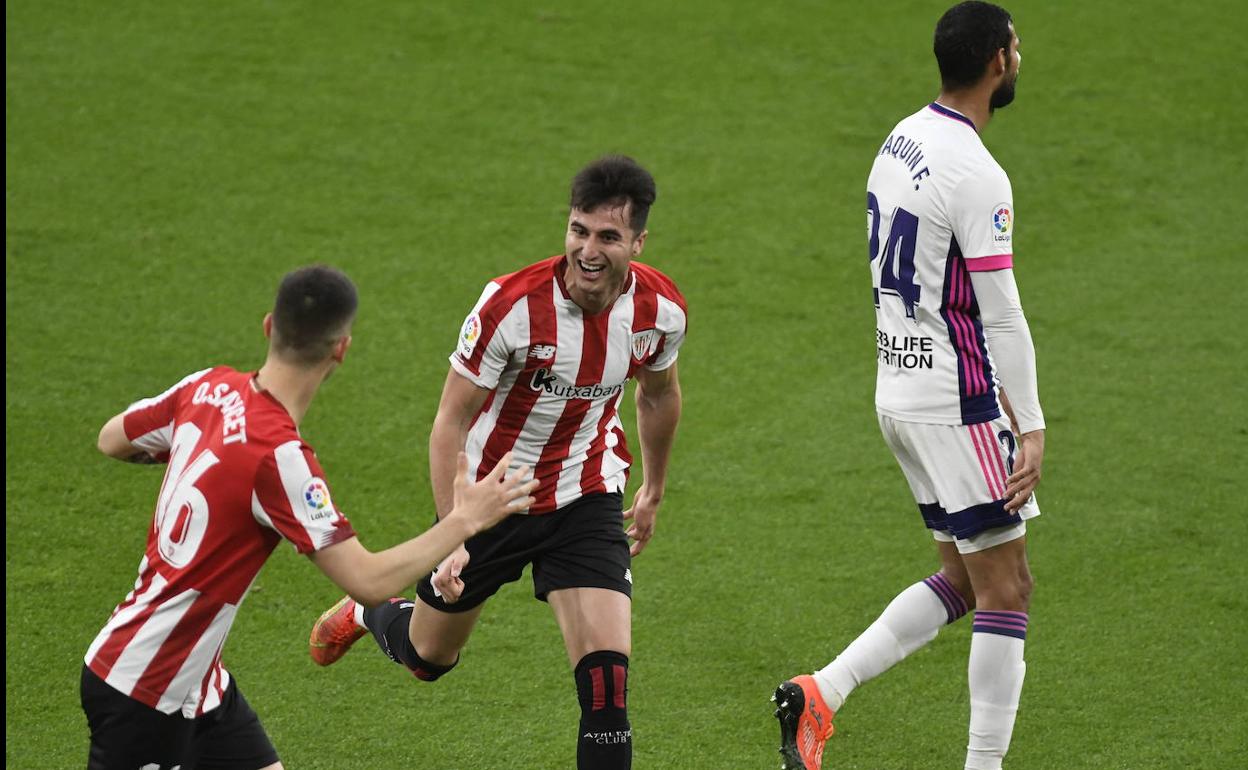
[974,573,1032,612]
[939,569,976,610]
[574,650,630,719]
[1017,569,1034,610]
[402,644,459,681]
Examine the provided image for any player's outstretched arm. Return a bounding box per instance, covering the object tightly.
[624,362,682,557]
[309,452,536,605]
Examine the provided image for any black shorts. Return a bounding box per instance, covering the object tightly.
[417,492,632,612]
[80,665,279,770]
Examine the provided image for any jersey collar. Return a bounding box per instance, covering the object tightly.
[928,102,978,132]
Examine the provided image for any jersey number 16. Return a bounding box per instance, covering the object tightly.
[153,423,220,569]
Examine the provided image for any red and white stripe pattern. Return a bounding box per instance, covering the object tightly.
[86,366,355,716]
[451,257,686,514]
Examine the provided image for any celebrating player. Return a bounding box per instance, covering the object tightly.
[774,4,1044,769]
[81,266,536,770]
[309,156,687,770]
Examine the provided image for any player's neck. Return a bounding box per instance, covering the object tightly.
[569,289,620,316]
[254,359,324,426]
[566,278,626,316]
[934,90,991,133]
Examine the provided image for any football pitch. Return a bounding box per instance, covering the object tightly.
[7,1,1246,767]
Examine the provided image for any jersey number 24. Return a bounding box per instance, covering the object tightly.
[867,193,921,319]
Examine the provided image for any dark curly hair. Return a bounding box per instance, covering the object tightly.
[934,2,1013,90]
[569,155,657,234]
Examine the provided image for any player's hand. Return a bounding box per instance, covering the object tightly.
[451,451,537,533]
[623,484,662,557]
[1004,429,1044,512]
[431,544,471,604]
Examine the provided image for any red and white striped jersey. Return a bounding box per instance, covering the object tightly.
[84,366,355,717]
[451,256,687,514]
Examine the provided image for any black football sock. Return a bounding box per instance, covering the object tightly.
[361,599,458,680]
[574,650,632,770]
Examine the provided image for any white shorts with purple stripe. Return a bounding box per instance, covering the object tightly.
[878,412,1040,554]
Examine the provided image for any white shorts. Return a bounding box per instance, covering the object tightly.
[878,413,1040,554]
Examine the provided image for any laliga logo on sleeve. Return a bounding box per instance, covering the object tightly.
[302,478,335,521]
[459,313,482,358]
[992,203,1012,243]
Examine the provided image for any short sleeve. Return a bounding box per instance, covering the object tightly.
[950,163,1015,272]
[646,295,688,372]
[252,440,356,554]
[449,281,515,390]
[123,368,213,455]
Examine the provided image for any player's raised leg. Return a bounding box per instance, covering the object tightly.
[815,541,974,711]
[774,541,973,769]
[961,536,1032,770]
[309,595,480,683]
[549,587,633,770]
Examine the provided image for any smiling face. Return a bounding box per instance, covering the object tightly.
[563,202,646,314]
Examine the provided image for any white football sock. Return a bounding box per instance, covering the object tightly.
[812,577,957,711]
[965,612,1028,770]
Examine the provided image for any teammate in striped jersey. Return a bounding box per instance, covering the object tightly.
[310,156,686,770]
[774,5,1044,770]
[81,266,536,770]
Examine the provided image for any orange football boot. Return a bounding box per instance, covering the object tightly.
[773,675,835,770]
[309,596,368,666]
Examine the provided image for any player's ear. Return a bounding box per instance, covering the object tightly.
[632,229,647,256]
[332,335,352,364]
[262,312,274,339]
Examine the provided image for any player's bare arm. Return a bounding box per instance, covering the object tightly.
[996,388,1043,511]
[624,362,682,557]
[96,412,160,463]
[427,368,494,601]
[1005,429,1043,513]
[309,452,536,605]
[998,389,1021,436]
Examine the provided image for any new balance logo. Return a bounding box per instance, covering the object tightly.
[529,344,556,360]
[529,368,623,400]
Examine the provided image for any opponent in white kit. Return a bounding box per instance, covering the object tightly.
[775,4,1045,769]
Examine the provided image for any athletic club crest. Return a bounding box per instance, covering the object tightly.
[630,329,661,362]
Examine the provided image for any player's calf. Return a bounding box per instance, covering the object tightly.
[361,598,459,681]
[574,650,631,770]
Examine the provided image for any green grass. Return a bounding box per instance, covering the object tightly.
[7,0,1247,767]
